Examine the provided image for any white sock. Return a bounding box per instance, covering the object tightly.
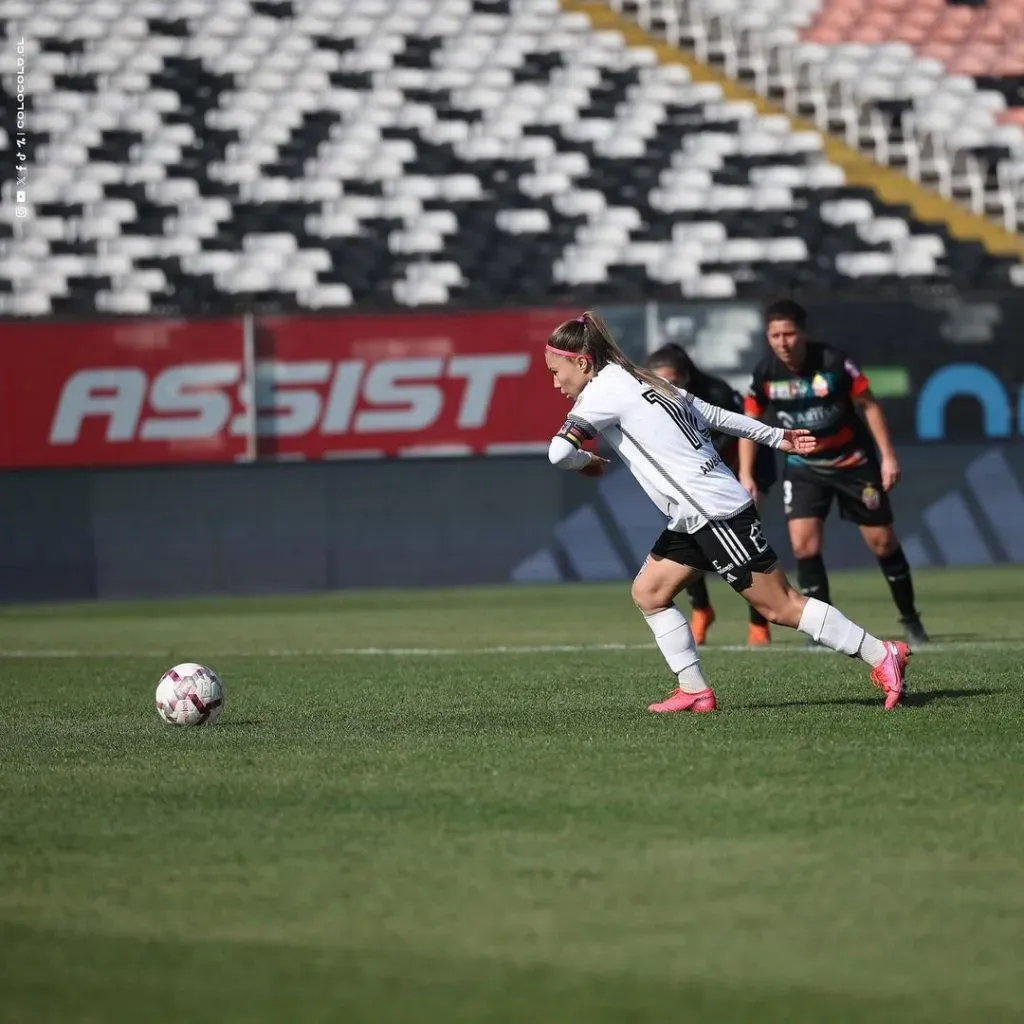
[798,597,887,666]
[643,606,709,693]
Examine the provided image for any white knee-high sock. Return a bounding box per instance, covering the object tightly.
[798,597,886,666]
[643,606,709,692]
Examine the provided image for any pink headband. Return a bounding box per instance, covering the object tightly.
[545,313,592,360]
[545,343,592,361]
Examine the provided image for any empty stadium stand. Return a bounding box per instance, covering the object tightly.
[617,0,1024,234]
[1,0,1021,317]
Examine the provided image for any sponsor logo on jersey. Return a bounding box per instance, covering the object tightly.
[767,380,801,400]
[767,375,835,401]
[777,404,841,429]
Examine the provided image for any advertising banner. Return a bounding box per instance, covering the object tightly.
[0,318,248,468]
[253,308,573,459]
[0,308,581,467]
[6,294,1021,470]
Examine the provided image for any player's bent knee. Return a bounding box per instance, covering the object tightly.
[634,593,671,615]
[631,577,676,615]
[865,528,898,557]
[630,578,658,613]
[790,539,821,559]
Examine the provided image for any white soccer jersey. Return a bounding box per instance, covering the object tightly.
[551,363,784,533]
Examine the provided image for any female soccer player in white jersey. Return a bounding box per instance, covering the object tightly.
[544,311,911,712]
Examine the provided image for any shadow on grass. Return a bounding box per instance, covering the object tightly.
[920,633,986,642]
[740,687,1005,711]
[903,686,1005,707]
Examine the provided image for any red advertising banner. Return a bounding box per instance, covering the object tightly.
[0,318,249,468]
[253,308,572,459]
[0,308,579,468]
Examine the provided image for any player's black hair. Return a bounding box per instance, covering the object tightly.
[646,344,730,406]
[765,298,808,329]
[646,343,697,384]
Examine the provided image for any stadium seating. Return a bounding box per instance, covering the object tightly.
[617,0,1024,234]
[1,0,1020,318]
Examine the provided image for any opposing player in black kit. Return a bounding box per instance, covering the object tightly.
[646,344,777,647]
[737,300,928,646]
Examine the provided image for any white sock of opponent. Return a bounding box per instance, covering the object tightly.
[643,606,710,692]
[798,597,887,666]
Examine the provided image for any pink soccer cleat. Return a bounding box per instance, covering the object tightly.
[648,687,717,714]
[869,641,911,709]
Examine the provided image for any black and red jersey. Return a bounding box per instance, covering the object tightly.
[744,342,874,470]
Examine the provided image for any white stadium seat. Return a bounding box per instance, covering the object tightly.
[1,0,1018,317]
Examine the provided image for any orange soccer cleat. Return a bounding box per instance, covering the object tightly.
[690,606,716,645]
[747,623,771,646]
[869,640,911,710]
[647,687,718,714]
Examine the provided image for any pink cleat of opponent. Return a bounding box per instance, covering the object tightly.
[869,641,911,710]
[648,687,717,714]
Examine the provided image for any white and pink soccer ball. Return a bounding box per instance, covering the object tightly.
[155,663,225,726]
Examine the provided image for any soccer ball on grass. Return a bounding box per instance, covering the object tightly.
[155,663,225,726]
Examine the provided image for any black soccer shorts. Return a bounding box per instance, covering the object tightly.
[650,506,779,593]
[782,459,893,527]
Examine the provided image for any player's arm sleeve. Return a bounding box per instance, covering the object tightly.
[548,404,607,470]
[742,370,766,417]
[700,382,743,454]
[690,396,785,449]
[549,386,620,469]
[840,352,871,399]
[548,432,593,469]
[742,393,765,416]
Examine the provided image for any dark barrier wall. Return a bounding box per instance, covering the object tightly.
[0,456,593,602]
[2,442,1023,603]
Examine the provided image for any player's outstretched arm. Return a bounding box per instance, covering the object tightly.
[690,396,785,448]
[547,435,610,476]
[778,430,816,455]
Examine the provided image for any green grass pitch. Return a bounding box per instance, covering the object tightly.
[2,566,1024,1023]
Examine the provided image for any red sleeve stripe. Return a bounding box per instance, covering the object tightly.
[743,395,764,416]
[850,373,870,398]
